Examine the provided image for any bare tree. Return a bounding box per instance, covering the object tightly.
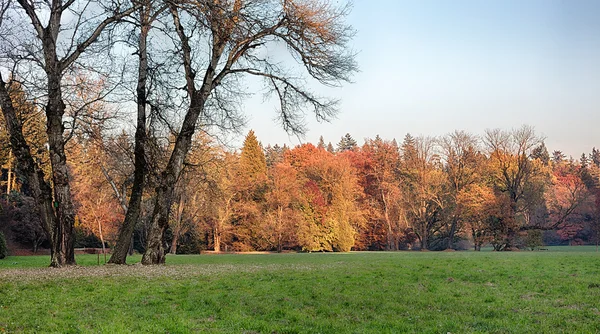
[140,0,357,264]
[439,130,481,249]
[401,136,447,250]
[108,0,166,264]
[0,1,137,266]
[483,125,545,250]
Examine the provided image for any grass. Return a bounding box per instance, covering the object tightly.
[0,249,599,333]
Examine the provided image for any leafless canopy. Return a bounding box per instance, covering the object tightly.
[166,0,357,135]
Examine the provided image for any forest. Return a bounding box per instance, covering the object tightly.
[2,112,599,257]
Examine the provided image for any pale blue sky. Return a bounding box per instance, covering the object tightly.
[242,0,600,157]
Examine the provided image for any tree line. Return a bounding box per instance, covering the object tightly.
[2,123,600,256]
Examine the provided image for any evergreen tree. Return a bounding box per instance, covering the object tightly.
[531,142,550,164]
[317,136,326,149]
[265,144,285,167]
[240,130,267,178]
[402,133,417,163]
[552,150,566,164]
[580,153,589,169]
[337,133,357,152]
[591,148,600,167]
[327,142,335,153]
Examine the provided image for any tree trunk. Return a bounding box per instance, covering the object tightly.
[46,72,77,267]
[381,191,395,251]
[170,234,179,255]
[0,76,57,264]
[141,89,212,265]
[214,226,221,252]
[504,227,517,251]
[142,179,174,264]
[108,14,149,265]
[142,4,224,264]
[277,206,283,252]
[97,218,106,263]
[170,196,185,255]
[447,217,457,250]
[6,150,12,194]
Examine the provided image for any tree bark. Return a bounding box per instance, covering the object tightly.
[170,201,184,255]
[46,71,77,267]
[447,217,457,250]
[214,226,221,252]
[381,191,395,251]
[0,76,58,264]
[108,9,149,264]
[6,150,12,194]
[170,232,179,255]
[142,180,173,264]
[97,218,106,263]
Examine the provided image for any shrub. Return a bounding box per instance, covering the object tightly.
[2,194,47,252]
[526,229,544,250]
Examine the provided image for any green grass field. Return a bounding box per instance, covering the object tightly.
[1,248,599,333]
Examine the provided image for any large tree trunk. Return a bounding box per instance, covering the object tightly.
[142,180,174,264]
[46,73,77,267]
[0,76,58,264]
[142,121,198,264]
[108,14,149,265]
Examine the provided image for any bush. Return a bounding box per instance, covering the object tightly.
[0,231,8,259]
[2,194,47,252]
[526,229,544,250]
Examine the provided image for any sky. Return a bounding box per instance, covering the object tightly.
[238,0,600,158]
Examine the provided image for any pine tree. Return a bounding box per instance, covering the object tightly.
[317,136,326,149]
[240,130,267,178]
[531,142,550,164]
[591,148,600,167]
[402,133,417,163]
[327,142,335,153]
[265,144,285,167]
[552,150,566,164]
[580,153,589,169]
[337,133,357,152]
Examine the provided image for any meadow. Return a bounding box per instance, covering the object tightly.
[0,247,599,333]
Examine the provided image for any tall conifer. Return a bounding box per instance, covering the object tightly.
[240,130,267,179]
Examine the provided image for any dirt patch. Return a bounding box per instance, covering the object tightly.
[520,292,541,300]
[0,263,336,282]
